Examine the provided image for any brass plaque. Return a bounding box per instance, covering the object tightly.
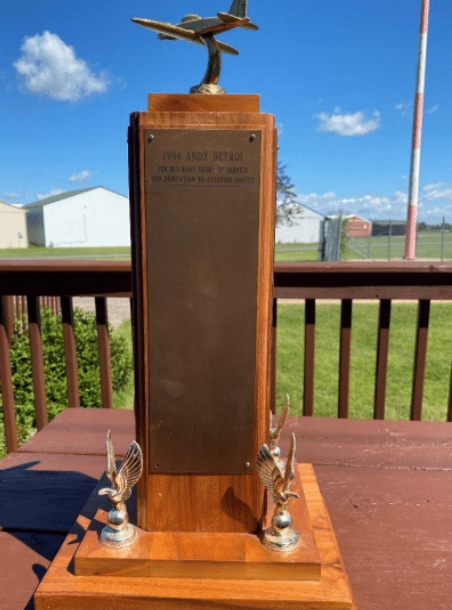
[144,129,261,473]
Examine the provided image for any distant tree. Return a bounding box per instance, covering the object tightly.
[276,163,300,227]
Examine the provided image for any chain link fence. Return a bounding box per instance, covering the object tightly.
[275,217,452,262]
[341,218,452,262]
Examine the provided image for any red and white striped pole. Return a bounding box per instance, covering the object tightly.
[404,0,430,260]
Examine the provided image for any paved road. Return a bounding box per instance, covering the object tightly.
[72,297,131,329]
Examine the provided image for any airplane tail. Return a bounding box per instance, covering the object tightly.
[228,0,248,18]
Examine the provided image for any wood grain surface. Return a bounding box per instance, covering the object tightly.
[35,464,355,609]
[73,465,321,582]
[3,410,452,609]
[129,95,276,533]
[148,94,260,113]
[17,408,133,457]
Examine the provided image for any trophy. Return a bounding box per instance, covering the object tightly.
[34,3,355,608]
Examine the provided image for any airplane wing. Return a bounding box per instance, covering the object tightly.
[215,39,239,55]
[131,18,202,44]
[217,13,259,30]
[131,17,239,54]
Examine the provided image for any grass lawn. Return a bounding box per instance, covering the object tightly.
[3,244,319,262]
[3,231,451,262]
[0,245,131,259]
[276,301,452,420]
[275,244,320,262]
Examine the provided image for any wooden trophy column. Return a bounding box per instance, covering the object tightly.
[129,94,275,536]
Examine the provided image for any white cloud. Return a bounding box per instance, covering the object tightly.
[36,188,64,200]
[14,31,109,101]
[392,190,408,205]
[69,170,93,183]
[3,191,21,199]
[422,182,452,202]
[427,104,439,114]
[298,190,407,219]
[424,205,452,218]
[297,191,336,207]
[395,102,410,116]
[296,184,452,222]
[317,110,380,136]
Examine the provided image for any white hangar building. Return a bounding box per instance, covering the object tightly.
[0,201,28,248]
[25,187,130,248]
[275,205,324,244]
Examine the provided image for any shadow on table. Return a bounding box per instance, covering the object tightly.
[0,461,99,533]
[0,460,102,610]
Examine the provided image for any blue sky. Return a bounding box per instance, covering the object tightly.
[2,0,452,222]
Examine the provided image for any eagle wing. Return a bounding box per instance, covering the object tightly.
[283,433,297,492]
[115,441,143,503]
[256,443,285,506]
[105,429,117,486]
[269,394,290,447]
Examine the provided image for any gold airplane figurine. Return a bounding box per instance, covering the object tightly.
[131,0,258,94]
[257,432,300,552]
[98,430,143,548]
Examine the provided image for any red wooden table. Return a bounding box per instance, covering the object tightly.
[1,409,452,609]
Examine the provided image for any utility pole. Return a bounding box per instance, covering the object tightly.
[404,0,430,260]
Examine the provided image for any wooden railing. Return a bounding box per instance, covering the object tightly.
[1,260,452,454]
[0,261,132,453]
[273,261,452,421]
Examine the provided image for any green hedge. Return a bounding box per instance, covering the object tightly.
[0,307,133,456]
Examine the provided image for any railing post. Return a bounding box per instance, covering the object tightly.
[0,296,18,453]
[374,299,392,420]
[338,299,352,418]
[27,296,48,430]
[303,299,316,416]
[95,297,113,408]
[4,296,14,346]
[61,296,80,409]
[410,299,430,421]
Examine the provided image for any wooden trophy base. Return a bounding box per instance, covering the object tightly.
[34,465,356,609]
[73,461,320,581]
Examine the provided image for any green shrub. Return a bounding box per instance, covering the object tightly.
[0,307,133,456]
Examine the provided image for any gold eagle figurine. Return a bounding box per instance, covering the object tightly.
[98,430,143,548]
[257,432,300,552]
